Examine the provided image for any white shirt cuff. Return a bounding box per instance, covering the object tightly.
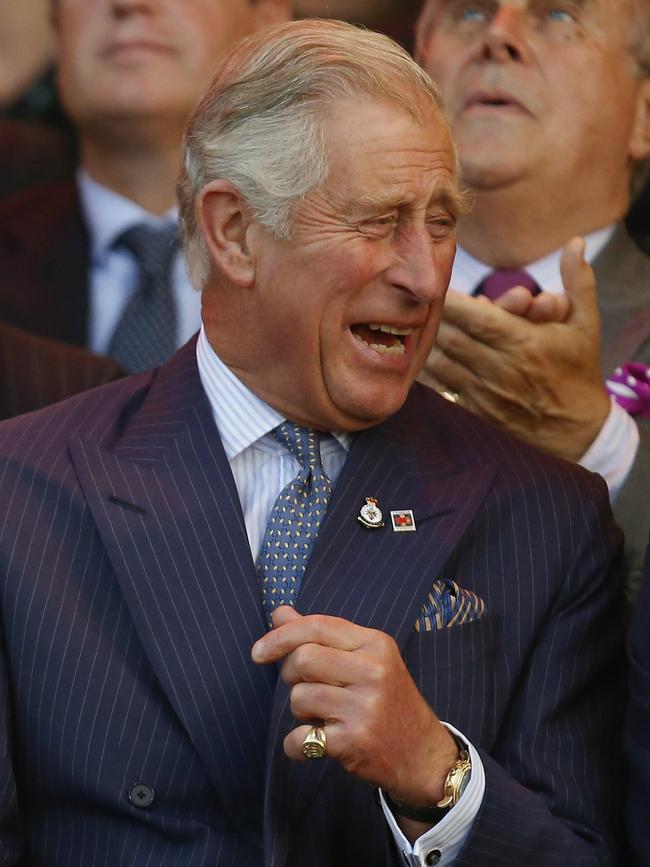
[379,722,485,866]
[578,398,639,501]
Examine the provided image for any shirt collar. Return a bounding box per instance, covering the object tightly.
[196,327,353,460]
[76,168,178,264]
[451,224,616,296]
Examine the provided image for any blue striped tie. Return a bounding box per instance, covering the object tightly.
[257,423,332,622]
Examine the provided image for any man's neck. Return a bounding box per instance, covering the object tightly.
[458,182,629,269]
[79,126,183,216]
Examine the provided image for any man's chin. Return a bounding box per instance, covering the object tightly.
[330,388,412,432]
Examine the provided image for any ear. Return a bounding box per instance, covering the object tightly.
[252,0,292,29]
[629,78,650,162]
[414,1,436,67]
[197,180,256,288]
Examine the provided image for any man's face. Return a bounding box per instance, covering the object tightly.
[217,96,461,431]
[56,0,286,132]
[416,0,650,194]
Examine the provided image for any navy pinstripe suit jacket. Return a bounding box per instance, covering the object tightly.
[0,339,625,866]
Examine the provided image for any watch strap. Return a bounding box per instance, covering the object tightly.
[383,731,471,824]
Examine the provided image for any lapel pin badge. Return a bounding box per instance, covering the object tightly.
[390,509,416,532]
[358,497,384,529]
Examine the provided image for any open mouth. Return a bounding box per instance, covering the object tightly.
[350,323,414,356]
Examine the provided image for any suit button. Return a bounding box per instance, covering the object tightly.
[128,782,155,808]
[425,850,441,865]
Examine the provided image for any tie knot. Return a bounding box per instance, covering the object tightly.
[271,422,326,472]
[114,222,179,283]
[476,269,540,301]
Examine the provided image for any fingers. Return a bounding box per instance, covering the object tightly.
[271,605,302,628]
[280,641,364,688]
[252,610,370,664]
[492,286,536,316]
[443,288,533,347]
[524,292,570,323]
[289,681,345,722]
[560,236,600,334]
[422,341,477,396]
[284,722,341,763]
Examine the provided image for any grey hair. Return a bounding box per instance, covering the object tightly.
[177,18,445,288]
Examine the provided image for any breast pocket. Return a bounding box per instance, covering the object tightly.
[402,614,497,746]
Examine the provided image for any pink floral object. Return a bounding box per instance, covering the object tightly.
[606,362,650,419]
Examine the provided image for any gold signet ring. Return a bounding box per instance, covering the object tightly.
[302,725,327,759]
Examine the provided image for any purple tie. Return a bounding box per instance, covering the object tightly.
[475,269,540,301]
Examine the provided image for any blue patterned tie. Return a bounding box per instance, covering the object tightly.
[257,422,333,622]
[108,222,179,373]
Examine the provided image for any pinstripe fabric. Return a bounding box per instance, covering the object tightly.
[0,338,625,866]
[0,321,124,420]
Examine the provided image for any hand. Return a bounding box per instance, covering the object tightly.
[252,607,458,809]
[489,284,570,322]
[419,238,611,462]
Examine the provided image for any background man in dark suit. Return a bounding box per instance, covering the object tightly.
[626,532,650,865]
[0,320,123,419]
[0,0,289,370]
[0,20,625,866]
[415,0,650,589]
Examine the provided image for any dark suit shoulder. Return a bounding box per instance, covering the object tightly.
[593,224,650,372]
[0,368,150,462]
[0,178,82,243]
[0,321,124,420]
[0,180,89,344]
[404,382,615,538]
[0,339,200,465]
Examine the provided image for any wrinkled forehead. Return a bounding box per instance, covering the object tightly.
[316,95,463,208]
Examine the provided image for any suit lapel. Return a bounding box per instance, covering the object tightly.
[593,224,650,374]
[264,387,497,866]
[69,343,275,840]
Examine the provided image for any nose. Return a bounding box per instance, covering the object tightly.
[481,4,532,64]
[389,226,451,303]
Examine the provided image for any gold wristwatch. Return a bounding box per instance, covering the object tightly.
[384,732,471,824]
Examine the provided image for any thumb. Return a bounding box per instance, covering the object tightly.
[271,605,303,628]
[560,236,600,336]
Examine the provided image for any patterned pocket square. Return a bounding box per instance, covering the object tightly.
[415,579,486,632]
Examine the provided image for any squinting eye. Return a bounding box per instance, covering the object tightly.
[460,5,490,21]
[546,6,574,20]
[358,215,398,237]
[426,217,456,239]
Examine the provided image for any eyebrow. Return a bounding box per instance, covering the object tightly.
[351,185,468,219]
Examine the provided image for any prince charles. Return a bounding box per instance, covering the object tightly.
[0,20,624,867]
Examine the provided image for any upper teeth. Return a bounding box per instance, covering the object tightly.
[368,324,414,336]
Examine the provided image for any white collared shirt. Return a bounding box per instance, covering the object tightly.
[451,228,639,500]
[196,327,485,866]
[77,169,202,355]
